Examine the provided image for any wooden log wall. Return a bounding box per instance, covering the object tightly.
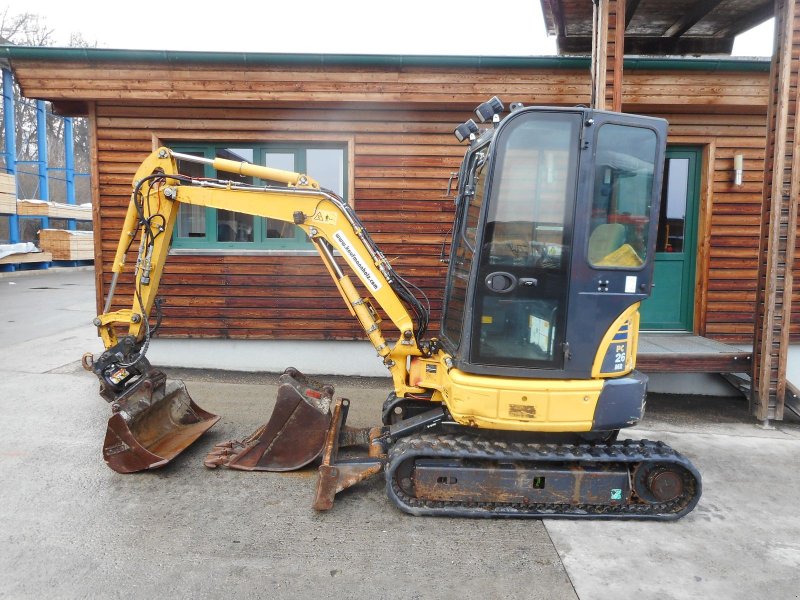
[11,58,773,343]
[95,103,476,339]
[643,109,768,342]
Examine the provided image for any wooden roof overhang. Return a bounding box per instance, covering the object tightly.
[541,0,774,55]
[0,46,770,117]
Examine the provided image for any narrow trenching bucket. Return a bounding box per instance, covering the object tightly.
[204,368,333,471]
[103,371,220,474]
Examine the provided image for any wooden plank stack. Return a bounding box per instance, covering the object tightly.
[38,229,94,260]
[16,199,92,220]
[48,202,92,220]
[16,199,50,216]
[0,172,94,266]
[0,251,53,265]
[0,173,15,214]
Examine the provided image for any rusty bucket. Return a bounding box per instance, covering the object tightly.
[103,372,220,473]
[204,368,333,471]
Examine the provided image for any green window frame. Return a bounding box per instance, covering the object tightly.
[171,142,348,251]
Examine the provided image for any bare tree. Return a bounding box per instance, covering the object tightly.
[1,8,94,201]
[0,8,54,46]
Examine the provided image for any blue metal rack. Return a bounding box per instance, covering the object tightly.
[1,67,91,272]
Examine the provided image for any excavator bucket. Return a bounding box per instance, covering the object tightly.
[204,368,333,471]
[102,371,220,473]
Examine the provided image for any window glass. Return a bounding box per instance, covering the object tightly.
[264,152,297,239]
[463,153,487,250]
[171,143,347,250]
[589,124,657,268]
[656,157,689,253]
[308,148,345,196]
[443,148,488,346]
[482,116,575,271]
[264,152,295,175]
[216,148,254,242]
[471,113,580,368]
[176,152,206,239]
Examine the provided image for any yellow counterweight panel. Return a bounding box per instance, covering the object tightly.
[440,367,602,432]
[591,303,641,378]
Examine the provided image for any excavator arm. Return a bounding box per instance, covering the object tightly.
[96,147,429,398]
[89,147,439,475]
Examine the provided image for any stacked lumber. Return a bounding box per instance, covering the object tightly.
[48,202,92,220]
[38,229,94,260]
[16,199,92,220]
[0,251,53,265]
[16,199,49,216]
[0,173,15,214]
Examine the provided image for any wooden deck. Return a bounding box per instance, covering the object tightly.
[636,333,752,373]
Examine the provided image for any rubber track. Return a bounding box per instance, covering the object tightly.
[385,433,702,520]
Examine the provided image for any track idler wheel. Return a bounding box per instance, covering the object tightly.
[633,462,687,504]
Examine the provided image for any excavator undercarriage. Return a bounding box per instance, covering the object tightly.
[385,434,700,519]
[202,367,701,520]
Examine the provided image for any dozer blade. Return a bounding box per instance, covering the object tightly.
[103,371,220,473]
[204,368,334,471]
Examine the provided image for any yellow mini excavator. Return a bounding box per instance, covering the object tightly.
[87,98,701,519]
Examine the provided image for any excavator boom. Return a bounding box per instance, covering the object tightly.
[91,146,428,473]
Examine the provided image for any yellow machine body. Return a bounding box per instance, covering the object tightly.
[408,302,641,432]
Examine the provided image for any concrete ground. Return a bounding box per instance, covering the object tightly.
[1,269,800,600]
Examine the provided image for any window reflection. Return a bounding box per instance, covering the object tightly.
[656,158,689,253]
[482,117,575,271]
[308,148,345,196]
[216,148,254,242]
[588,125,657,268]
[264,152,296,239]
[176,153,206,239]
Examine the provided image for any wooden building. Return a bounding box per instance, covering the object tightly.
[1,46,774,388]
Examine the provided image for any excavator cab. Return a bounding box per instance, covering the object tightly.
[443,106,665,382]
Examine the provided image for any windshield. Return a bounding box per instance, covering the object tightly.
[588,124,657,269]
[481,113,580,271]
[470,111,582,369]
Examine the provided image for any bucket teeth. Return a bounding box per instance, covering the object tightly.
[203,368,335,472]
[203,441,245,468]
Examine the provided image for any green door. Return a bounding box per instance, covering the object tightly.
[640,148,700,330]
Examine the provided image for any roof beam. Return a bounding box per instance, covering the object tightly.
[663,0,724,38]
[540,0,566,37]
[625,0,643,29]
[716,2,775,38]
[558,35,735,55]
[50,101,89,117]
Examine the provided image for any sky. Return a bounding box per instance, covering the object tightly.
[4,0,775,57]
